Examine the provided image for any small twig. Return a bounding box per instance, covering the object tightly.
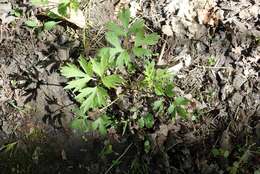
[195,65,233,70]
[104,143,133,174]
[158,40,167,65]
[99,97,120,113]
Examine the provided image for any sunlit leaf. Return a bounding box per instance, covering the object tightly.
[44,21,58,30]
[133,47,152,57]
[76,87,108,113]
[60,63,86,78]
[102,74,124,89]
[143,33,160,45]
[153,99,164,112]
[78,56,93,76]
[64,76,91,92]
[116,50,131,68]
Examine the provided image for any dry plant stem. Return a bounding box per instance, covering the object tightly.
[99,97,120,113]
[104,143,133,174]
[195,65,233,69]
[158,40,167,65]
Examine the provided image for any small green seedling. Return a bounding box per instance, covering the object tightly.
[208,56,216,66]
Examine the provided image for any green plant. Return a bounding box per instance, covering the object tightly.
[24,18,60,32]
[31,0,79,17]
[27,0,80,32]
[212,148,230,158]
[61,8,191,135]
[208,56,216,66]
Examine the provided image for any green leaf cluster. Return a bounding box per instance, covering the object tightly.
[104,8,159,69]
[25,18,58,31]
[138,113,154,129]
[61,54,124,113]
[167,97,190,119]
[143,61,174,96]
[70,108,112,135]
[61,7,193,136]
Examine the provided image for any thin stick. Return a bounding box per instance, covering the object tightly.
[99,97,120,113]
[195,65,233,70]
[158,40,167,65]
[104,143,133,174]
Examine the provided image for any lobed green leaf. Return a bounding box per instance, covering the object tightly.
[60,63,86,78]
[102,74,124,89]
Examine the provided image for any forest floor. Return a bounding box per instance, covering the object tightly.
[0,0,259,174]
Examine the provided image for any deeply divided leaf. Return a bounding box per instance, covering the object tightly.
[107,21,126,36]
[102,74,124,89]
[129,19,145,33]
[118,8,130,28]
[105,32,122,49]
[116,50,131,68]
[60,64,86,78]
[76,87,108,113]
[78,56,93,76]
[64,76,91,92]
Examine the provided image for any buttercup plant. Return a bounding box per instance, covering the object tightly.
[61,8,190,135]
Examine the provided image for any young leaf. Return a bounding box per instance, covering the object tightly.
[176,106,188,119]
[107,21,126,36]
[153,99,164,112]
[134,31,144,47]
[76,87,108,113]
[102,74,124,89]
[60,63,86,78]
[154,84,164,96]
[64,76,91,92]
[144,113,154,128]
[25,19,38,28]
[143,33,160,45]
[164,84,175,97]
[174,97,190,106]
[138,117,145,128]
[105,32,122,49]
[167,104,175,114]
[129,19,145,33]
[91,56,108,77]
[116,50,131,68]
[118,8,130,28]
[133,47,152,57]
[44,21,58,30]
[78,56,93,76]
[144,140,151,153]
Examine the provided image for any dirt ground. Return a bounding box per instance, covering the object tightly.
[0,0,259,173]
